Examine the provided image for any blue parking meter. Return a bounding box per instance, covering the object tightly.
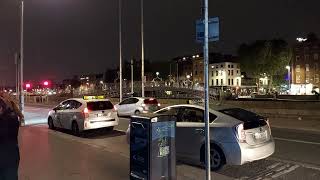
[130,114,176,180]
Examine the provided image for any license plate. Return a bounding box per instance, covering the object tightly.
[97,114,104,117]
[254,131,267,139]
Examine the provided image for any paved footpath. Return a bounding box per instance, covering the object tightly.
[18,126,232,180]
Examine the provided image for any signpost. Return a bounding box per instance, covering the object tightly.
[196,15,219,180]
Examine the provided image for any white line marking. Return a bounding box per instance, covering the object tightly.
[268,157,320,171]
[271,165,300,178]
[274,137,320,146]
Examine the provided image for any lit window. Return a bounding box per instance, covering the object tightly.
[296,75,301,83]
[306,64,310,71]
[315,74,319,83]
[296,65,300,72]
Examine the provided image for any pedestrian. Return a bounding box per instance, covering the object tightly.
[0,97,20,180]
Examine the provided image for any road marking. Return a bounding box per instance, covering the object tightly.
[274,137,320,146]
[268,157,320,171]
[271,165,300,178]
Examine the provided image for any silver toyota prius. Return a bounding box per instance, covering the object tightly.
[127,104,275,170]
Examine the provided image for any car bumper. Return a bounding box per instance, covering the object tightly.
[221,138,275,165]
[84,119,119,130]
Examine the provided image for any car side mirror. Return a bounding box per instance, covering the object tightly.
[53,107,59,112]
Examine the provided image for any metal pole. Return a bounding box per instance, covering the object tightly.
[19,0,24,114]
[203,0,211,178]
[131,59,134,94]
[119,0,123,102]
[141,0,145,97]
[15,53,19,100]
[176,62,179,87]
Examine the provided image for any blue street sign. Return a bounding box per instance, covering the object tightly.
[196,17,219,43]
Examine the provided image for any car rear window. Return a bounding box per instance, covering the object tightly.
[144,98,158,104]
[87,101,113,111]
[219,108,266,129]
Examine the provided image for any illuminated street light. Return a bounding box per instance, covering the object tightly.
[25,83,31,89]
[286,66,290,70]
[296,37,307,42]
[186,75,191,79]
[156,72,160,76]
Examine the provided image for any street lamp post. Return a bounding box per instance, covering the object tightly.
[19,0,25,115]
[286,66,291,92]
[119,0,123,102]
[131,59,134,94]
[141,0,145,97]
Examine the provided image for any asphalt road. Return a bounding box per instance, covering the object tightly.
[21,106,320,180]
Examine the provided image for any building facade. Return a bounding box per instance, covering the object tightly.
[292,39,320,94]
[209,62,241,87]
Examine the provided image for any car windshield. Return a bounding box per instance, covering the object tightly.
[87,101,113,111]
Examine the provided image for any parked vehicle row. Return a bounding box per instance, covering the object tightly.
[47,96,275,170]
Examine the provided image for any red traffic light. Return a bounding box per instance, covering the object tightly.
[26,83,31,88]
[43,81,49,86]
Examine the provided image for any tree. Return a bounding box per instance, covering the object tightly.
[238,39,292,90]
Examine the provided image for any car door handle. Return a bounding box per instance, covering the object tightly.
[195,129,205,135]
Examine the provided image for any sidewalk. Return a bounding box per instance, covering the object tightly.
[18,126,233,180]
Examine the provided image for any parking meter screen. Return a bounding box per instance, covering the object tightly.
[130,121,149,179]
[151,121,176,180]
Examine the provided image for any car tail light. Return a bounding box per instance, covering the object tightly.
[266,118,272,134]
[83,107,89,119]
[113,105,117,112]
[236,123,246,143]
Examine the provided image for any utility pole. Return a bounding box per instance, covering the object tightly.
[203,0,211,179]
[141,0,145,97]
[15,53,19,100]
[19,0,24,115]
[119,0,123,102]
[131,59,134,94]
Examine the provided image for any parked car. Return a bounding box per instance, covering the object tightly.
[115,97,161,116]
[126,104,275,170]
[48,96,119,136]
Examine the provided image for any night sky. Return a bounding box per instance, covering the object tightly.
[0,0,320,86]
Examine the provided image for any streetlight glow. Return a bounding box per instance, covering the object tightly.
[286,66,290,70]
[156,72,159,76]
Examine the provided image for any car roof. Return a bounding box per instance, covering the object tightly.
[63,98,111,103]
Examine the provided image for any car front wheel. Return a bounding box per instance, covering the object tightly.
[48,117,55,130]
[72,122,80,136]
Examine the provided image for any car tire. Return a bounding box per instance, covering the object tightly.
[48,117,55,130]
[134,110,140,115]
[210,146,225,171]
[72,121,80,136]
[105,126,114,131]
[201,144,226,171]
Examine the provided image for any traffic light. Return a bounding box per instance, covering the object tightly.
[43,81,49,86]
[26,83,31,89]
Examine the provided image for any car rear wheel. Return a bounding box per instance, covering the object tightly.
[105,126,114,131]
[72,121,80,136]
[134,110,140,115]
[201,144,225,171]
[210,146,225,171]
[48,117,55,130]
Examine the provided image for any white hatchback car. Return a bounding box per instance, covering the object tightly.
[115,97,160,116]
[127,104,275,170]
[48,96,119,136]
